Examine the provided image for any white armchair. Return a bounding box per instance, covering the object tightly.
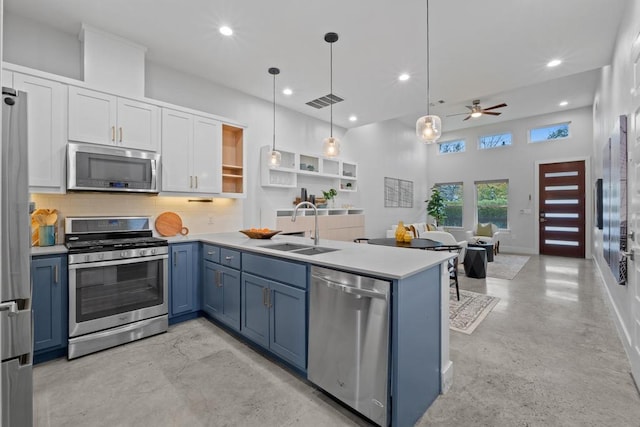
[466,223,502,254]
[419,230,467,260]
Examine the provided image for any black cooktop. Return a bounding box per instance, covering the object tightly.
[65,232,168,254]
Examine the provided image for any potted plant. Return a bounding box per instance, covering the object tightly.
[425,186,447,227]
[322,188,338,208]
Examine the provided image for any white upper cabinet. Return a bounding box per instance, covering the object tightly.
[161,108,221,194]
[68,86,160,151]
[13,73,67,193]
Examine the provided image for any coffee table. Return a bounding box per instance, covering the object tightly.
[468,242,494,262]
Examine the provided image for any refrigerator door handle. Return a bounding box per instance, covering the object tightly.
[0,301,18,316]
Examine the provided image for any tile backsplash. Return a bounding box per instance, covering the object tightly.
[31,193,243,242]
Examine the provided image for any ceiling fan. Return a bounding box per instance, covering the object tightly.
[448,99,507,121]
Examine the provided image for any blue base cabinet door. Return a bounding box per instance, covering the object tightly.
[32,255,67,353]
[241,272,306,369]
[170,243,199,319]
[241,274,270,348]
[202,260,241,331]
[269,281,306,369]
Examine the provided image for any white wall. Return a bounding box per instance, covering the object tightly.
[428,106,593,254]
[342,119,428,238]
[592,0,640,358]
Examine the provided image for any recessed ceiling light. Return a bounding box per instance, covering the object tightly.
[559,100,569,107]
[349,115,358,122]
[398,73,410,82]
[282,88,293,96]
[219,26,233,36]
[547,59,562,68]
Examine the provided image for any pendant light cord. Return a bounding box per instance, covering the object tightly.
[426,0,431,116]
[272,72,276,151]
[330,41,333,138]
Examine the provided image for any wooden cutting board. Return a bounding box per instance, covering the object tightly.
[155,212,185,236]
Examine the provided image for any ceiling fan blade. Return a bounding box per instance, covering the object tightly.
[482,103,507,111]
[483,111,502,116]
[463,115,471,121]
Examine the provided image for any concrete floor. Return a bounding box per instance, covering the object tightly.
[34,255,640,426]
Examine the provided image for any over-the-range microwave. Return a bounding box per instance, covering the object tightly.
[67,142,160,193]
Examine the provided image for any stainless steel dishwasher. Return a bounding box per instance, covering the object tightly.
[308,266,391,427]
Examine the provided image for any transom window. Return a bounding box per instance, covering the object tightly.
[435,182,463,227]
[479,132,512,149]
[438,139,465,154]
[475,180,509,229]
[529,122,570,143]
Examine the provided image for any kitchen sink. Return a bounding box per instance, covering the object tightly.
[262,242,339,256]
[290,246,339,256]
[262,242,311,251]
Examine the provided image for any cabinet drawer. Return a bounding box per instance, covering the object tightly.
[220,248,241,270]
[242,253,307,289]
[202,244,220,263]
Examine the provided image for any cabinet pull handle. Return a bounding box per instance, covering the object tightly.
[53,265,59,284]
[262,287,267,306]
[111,126,115,142]
[195,176,198,188]
[268,289,273,308]
[215,270,223,287]
[207,251,215,256]
[119,127,123,143]
[225,256,233,261]
[174,256,177,267]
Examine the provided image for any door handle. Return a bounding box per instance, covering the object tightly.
[0,301,18,316]
[623,250,634,261]
[539,218,547,223]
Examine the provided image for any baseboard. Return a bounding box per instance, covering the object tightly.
[441,360,453,393]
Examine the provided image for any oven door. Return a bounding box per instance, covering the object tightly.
[69,254,168,338]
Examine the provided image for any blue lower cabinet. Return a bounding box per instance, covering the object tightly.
[32,255,68,362]
[241,272,306,370]
[202,260,241,331]
[169,243,199,322]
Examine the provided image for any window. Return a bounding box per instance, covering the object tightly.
[475,180,508,229]
[435,183,463,227]
[479,132,512,149]
[529,122,570,143]
[438,139,465,154]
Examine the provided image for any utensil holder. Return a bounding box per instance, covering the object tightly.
[39,225,55,247]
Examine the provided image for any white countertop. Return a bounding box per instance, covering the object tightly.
[31,244,68,256]
[166,232,452,280]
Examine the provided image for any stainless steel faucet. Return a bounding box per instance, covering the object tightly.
[292,201,319,246]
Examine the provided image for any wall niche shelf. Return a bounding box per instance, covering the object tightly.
[260,145,358,192]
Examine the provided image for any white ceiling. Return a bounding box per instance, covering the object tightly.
[4,0,628,132]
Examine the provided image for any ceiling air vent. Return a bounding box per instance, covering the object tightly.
[305,93,344,109]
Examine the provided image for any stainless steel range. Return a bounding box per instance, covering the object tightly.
[65,216,168,359]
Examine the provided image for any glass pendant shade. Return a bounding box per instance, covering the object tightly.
[323,136,341,157]
[268,150,281,168]
[416,114,442,143]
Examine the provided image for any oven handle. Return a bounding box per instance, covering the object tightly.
[69,254,168,270]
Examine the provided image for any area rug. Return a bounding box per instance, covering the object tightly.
[449,288,500,334]
[486,253,530,280]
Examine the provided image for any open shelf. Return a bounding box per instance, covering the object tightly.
[222,125,244,194]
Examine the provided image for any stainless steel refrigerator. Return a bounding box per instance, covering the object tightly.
[0,87,33,426]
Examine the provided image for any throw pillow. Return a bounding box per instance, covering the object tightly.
[427,223,437,231]
[476,223,493,237]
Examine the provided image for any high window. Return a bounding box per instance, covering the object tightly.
[435,182,463,227]
[438,139,465,154]
[529,122,570,143]
[475,180,509,229]
[479,132,512,149]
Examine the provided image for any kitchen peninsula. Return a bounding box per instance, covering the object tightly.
[167,232,453,427]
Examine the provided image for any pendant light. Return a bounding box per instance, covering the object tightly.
[416,0,442,143]
[267,67,282,168]
[322,32,340,158]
